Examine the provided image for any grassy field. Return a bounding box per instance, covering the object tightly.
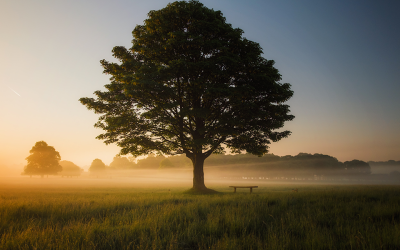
[0,182,399,249]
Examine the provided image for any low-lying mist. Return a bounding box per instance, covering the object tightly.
[1,167,400,190]
[3,152,400,189]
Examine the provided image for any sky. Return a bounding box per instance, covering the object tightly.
[1,0,399,170]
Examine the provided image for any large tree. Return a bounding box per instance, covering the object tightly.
[24,141,62,178]
[80,0,294,192]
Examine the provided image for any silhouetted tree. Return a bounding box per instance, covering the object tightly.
[284,153,344,174]
[60,160,83,177]
[23,141,62,178]
[89,159,106,175]
[344,160,371,175]
[80,0,294,192]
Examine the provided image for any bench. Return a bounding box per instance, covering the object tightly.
[229,186,258,193]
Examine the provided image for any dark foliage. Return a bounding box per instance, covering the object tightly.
[80,1,294,190]
[344,160,371,175]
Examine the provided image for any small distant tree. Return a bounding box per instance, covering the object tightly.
[136,154,166,169]
[109,155,136,169]
[60,160,83,177]
[23,141,62,178]
[168,155,192,168]
[89,159,106,176]
[344,160,371,175]
[159,158,176,169]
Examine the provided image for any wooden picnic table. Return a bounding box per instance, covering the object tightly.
[229,186,258,193]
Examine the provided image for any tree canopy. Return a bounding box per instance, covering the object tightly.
[80,0,294,191]
[23,141,62,177]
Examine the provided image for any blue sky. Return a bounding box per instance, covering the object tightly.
[1,0,399,169]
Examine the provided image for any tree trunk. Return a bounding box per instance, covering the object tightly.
[191,154,207,190]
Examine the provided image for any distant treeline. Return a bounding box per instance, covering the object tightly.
[205,153,371,177]
[106,154,191,170]
[102,153,391,177]
[368,160,400,166]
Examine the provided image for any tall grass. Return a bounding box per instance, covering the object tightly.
[0,185,399,249]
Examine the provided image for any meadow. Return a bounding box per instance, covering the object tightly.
[0,179,399,249]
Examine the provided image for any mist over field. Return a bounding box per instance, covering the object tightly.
[2,153,400,249]
[2,152,400,189]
